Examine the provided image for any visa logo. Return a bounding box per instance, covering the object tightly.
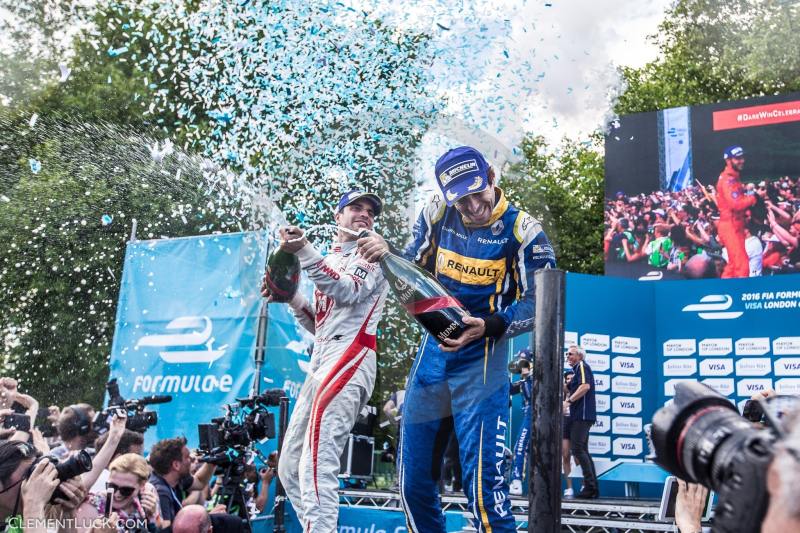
[621,443,636,450]
[709,364,726,370]
[746,384,765,391]
[783,363,800,370]
[621,402,634,408]
[620,362,634,368]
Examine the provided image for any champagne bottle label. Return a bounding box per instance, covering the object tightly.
[378,251,470,342]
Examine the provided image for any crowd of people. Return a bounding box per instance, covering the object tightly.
[605,174,800,278]
[0,377,278,533]
[7,141,800,533]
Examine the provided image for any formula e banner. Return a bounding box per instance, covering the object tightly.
[564,272,800,467]
[109,232,309,450]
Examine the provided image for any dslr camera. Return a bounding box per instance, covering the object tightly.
[93,378,172,434]
[650,381,799,533]
[508,348,533,375]
[28,450,93,503]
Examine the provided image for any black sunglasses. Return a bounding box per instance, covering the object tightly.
[106,482,137,497]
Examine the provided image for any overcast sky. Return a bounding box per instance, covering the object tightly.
[348,0,674,204]
[2,0,673,207]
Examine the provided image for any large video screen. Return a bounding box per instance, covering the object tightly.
[604,92,800,280]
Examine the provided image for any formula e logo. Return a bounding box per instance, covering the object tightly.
[638,271,663,281]
[136,316,227,364]
[681,294,743,320]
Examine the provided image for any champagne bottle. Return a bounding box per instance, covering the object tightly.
[264,248,300,303]
[375,247,471,342]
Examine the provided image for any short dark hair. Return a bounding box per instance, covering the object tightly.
[95,429,145,459]
[149,436,187,476]
[0,441,38,487]
[57,404,93,441]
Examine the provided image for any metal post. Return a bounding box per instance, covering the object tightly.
[273,396,290,533]
[251,299,269,396]
[529,269,566,532]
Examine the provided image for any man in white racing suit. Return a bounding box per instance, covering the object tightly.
[261,190,388,532]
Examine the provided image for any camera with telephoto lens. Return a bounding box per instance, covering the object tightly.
[507,358,531,375]
[650,381,800,533]
[26,450,92,503]
[93,378,172,434]
[197,389,285,465]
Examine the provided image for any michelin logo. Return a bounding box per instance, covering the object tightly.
[438,159,478,186]
[682,294,743,320]
[136,316,227,364]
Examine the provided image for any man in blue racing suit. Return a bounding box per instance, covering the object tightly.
[359,146,556,532]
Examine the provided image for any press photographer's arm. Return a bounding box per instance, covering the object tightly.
[0,441,87,533]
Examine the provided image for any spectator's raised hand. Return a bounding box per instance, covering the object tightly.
[140,483,159,519]
[47,405,60,425]
[674,479,708,533]
[109,410,127,438]
[0,377,18,410]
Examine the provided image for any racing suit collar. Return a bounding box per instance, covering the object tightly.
[330,239,358,254]
[723,165,740,179]
[462,187,509,228]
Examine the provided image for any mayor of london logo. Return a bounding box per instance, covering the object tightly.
[136,316,228,364]
[681,294,743,320]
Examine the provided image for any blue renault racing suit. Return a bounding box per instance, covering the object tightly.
[398,188,556,533]
[510,374,533,484]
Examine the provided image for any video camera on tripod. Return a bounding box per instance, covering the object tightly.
[94,378,172,434]
[195,389,286,527]
[197,388,284,463]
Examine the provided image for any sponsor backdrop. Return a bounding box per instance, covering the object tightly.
[108,234,798,528]
[564,274,658,464]
[564,272,800,468]
[108,232,310,451]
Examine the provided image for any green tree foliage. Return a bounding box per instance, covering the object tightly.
[503,135,604,274]
[0,0,434,406]
[0,1,90,106]
[615,0,800,115]
[0,112,234,406]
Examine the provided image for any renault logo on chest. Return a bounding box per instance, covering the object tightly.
[491,220,504,236]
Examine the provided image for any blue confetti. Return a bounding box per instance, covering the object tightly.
[29,159,41,174]
[101,214,114,226]
[108,46,129,57]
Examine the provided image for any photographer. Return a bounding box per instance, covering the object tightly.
[242,451,277,514]
[75,453,158,533]
[52,405,97,460]
[508,349,533,496]
[147,438,214,532]
[761,409,800,532]
[0,441,87,533]
[651,382,800,532]
[171,505,243,533]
